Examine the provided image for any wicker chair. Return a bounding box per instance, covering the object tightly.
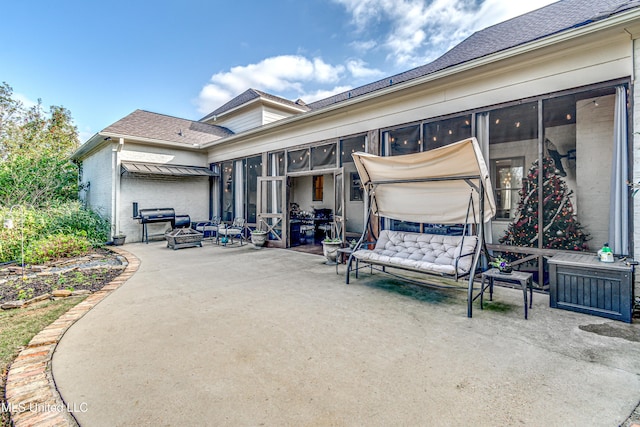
[217,218,246,246]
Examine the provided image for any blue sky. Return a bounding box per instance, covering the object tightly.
[1,0,556,142]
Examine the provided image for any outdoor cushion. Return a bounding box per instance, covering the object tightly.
[352,230,477,276]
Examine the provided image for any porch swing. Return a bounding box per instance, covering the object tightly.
[346,137,497,317]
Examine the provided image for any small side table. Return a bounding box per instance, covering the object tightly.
[479,268,533,319]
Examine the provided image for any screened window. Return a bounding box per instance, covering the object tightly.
[287,148,309,172]
[340,135,366,164]
[423,115,472,151]
[384,125,420,156]
[311,143,336,170]
[268,151,285,176]
[486,102,538,223]
[489,103,538,144]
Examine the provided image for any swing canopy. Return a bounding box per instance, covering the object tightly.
[352,137,496,224]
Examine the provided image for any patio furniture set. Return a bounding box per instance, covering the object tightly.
[161,138,635,323]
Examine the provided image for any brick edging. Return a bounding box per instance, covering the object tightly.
[4,246,140,427]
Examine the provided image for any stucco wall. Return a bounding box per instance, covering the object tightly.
[80,144,114,227]
[119,176,210,243]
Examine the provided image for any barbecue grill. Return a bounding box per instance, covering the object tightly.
[136,207,192,243]
[174,215,191,229]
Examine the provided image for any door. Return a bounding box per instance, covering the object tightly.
[334,168,345,242]
[257,176,287,248]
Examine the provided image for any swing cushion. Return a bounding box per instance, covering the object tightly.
[352,230,478,276]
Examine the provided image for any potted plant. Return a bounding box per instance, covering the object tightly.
[250,228,268,247]
[112,234,126,246]
[322,237,342,264]
[490,256,512,274]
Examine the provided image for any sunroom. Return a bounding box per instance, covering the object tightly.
[209,78,630,289]
[376,79,630,287]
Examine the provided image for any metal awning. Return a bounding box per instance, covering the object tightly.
[121,161,218,177]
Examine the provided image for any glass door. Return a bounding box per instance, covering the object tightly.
[257,176,286,248]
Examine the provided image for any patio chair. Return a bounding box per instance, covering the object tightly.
[217,218,246,246]
[194,216,220,241]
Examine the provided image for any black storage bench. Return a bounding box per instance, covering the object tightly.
[549,253,634,323]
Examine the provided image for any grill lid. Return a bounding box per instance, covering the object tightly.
[139,208,176,223]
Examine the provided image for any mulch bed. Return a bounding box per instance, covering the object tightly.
[0,248,124,305]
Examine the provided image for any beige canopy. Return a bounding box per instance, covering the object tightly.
[352,137,496,224]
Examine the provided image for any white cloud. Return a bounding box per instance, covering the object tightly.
[349,39,377,52]
[197,55,344,114]
[346,59,384,79]
[301,86,353,103]
[197,0,558,114]
[197,54,385,114]
[335,0,557,67]
[474,0,558,31]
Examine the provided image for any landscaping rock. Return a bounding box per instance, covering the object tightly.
[25,294,51,305]
[2,300,25,310]
[52,289,73,298]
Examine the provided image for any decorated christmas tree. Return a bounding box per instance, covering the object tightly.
[499,156,589,255]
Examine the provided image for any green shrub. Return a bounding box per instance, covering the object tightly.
[0,207,39,264]
[0,202,109,263]
[24,234,91,265]
[46,202,110,245]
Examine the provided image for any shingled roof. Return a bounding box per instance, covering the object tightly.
[307,0,640,110]
[200,88,310,122]
[103,110,233,145]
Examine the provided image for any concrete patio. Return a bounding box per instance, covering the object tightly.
[52,241,640,426]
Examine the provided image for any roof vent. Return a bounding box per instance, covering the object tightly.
[178,129,184,137]
[389,79,393,86]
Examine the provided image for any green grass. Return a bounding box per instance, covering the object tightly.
[0,297,85,427]
[0,298,83,365]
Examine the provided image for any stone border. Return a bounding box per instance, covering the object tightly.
[4,246,140,427]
